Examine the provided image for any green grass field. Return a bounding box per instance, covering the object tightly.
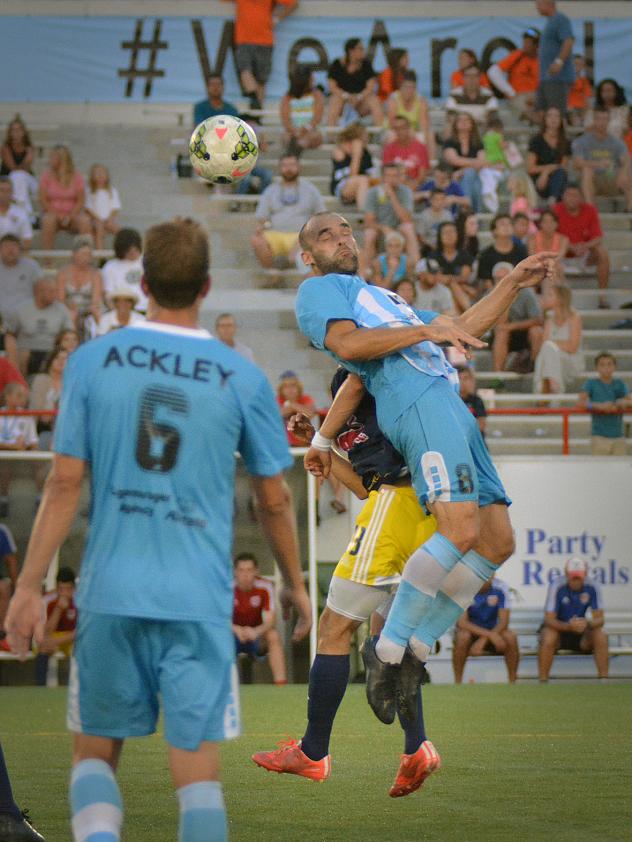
[2,683,631,842]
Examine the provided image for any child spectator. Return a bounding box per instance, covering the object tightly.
[393,277,416,306]
[101,227,145,311]
[39,145,91,249]
[418,189,452,252]
[567,55,592,127]
[0,177,32,248]
[508,171,539,234]
[85,164,121,250]
[280,64,324,155]
[528,208,569,258]
[330,123,374,211]
[372,231,409,288]
[482,116,514,213]
[512,212,532,247]
[54,328,80,355]
[533,286,584,396]
[418,164,470,216]
[0,117,37,222]
[36,566,78,686]
[578,352,631,455]
[458,366,487,437]
[0,382,38,516]
[378,48,409,102]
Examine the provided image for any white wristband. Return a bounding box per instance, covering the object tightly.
[311,431,332,452]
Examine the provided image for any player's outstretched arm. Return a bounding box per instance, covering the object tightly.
[250,473,312,642]
[4,454,85,657]
[455,252,559,339]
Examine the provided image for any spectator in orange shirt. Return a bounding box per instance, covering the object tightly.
[487,28,540,123]
[223,0,297,111]
[378,48,409,102]
[450,49,490,91]
[567,55,592,126]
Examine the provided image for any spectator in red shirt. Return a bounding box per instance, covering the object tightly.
[277,370,316,446]
[382,116,430,195]
[554,184,610,308]
[232,552,287,684]
[35,566,78,685]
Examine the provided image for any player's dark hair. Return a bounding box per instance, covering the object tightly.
[288,64,313,99]
[143,218,209,309]
[595,351,616,366]
[491,213,512,231]
[56,566,76,584]
[234,552,259,568]
[595,78,627,107]
[113,227,142,260]
[344,38,362,59]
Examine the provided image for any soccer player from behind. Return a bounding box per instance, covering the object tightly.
[4,218,311,842]
[233,552,287,685]
[295,212,557,724]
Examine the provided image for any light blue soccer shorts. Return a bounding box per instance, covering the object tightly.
[387,377,510,508]
[67,611,240,751]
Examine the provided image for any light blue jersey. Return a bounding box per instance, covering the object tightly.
[54,321,292,625]
[295,273,456,429]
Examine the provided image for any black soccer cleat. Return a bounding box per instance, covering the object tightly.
[0,810,47,841]
[397,649,429,723]
[361,636,400,725]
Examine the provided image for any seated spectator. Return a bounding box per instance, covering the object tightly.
[553,184,610,308]
[393,277,416,306]
[538,557,608,681]
[450,48,490,91]
[418,163,470,216]
[418,220,473,314]
[378,48,409,102]
[193,73,239,126]
[101,227,145,311]
[567,55,592,127]
[481,116,513,213]
[443,112,499,213]
[56,235,103,334]
[252,154,325,271]
[382,116,429,196]
[453,578,518,683]
[578,351,631,455]
[372,231,409,288]
[0,523,18,633]
[527,106,570,201]
[94,285,145,336]
[85,164,121,250]
[0,382,38,516]
[280,64,324,154]
[0,233,40,321]
[386,71,436,162]
[477,213,528,286]
[457,210,481,266]
[490,261,543,373]
[54,327,80,355]
[586,78,629,139]
[625,110,632,159]
[232,553,287,685]
[512,212,532,247]
[36,567,78,686]
[232,116,273,199]
[0,177,32,248]
[214,312,254,363]
[0,356,25,398]
[487,28,540,123]
[327,38,382,128]
[39,145,91,249]
[363,162,419,272]
[330,123,374,211]
[572,107,632,212]
[528,208,570,262]
[533,285,583,395]
[5,277,74,375]
[29,347,67,449]
[415,266,455,315]
[418,190,453,252]
[0,117,37,221]
[508,172,539,235]
[458,366,487,436]
[445,64,499,136]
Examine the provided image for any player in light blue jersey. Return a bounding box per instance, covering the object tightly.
[5,219,311,842]
[295,211,556,724]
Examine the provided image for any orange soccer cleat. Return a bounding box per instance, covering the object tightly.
[252,739,331,782]
[389,739,441,798]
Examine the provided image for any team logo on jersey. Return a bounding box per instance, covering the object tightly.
[456,463,474,495]
[561,596,570,604]
[337,416,368,452]
[580,592,590,604]
[250,595,261,607]
[487,595,499,606]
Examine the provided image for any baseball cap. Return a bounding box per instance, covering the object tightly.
[523,27,541,40]
[565,557,588,578]
[279,370,298,381]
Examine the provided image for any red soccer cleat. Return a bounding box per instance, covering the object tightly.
[389,740,441,798]
[252,739,331,782]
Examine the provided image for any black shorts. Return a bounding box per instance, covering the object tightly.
[508,329,529,353]
[558,631,584,652]
[235,44,273,84]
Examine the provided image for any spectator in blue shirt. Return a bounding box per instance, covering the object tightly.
[193,74,239,127]
[418,164,471,217]
[578,351,631,455]
[538,557,608,681]
[453,578,519,683]
[535,0,575,116]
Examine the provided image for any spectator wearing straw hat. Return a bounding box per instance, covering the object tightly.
[95,283,145,335]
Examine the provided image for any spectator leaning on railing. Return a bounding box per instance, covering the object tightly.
[578,351,631,455]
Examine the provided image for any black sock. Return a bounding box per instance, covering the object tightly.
[398,687,427,756]
[0,743,21,819]
[301,654,350,761]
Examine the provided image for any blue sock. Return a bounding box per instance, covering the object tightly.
[178,781,226,842]
[0,743,20,819]
[70,759,122,842]
[398,687,426,755]
[413,591,464,651]
[301,654,350,761]
[461,549,498,581]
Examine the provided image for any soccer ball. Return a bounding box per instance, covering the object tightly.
[189,115,259,184]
